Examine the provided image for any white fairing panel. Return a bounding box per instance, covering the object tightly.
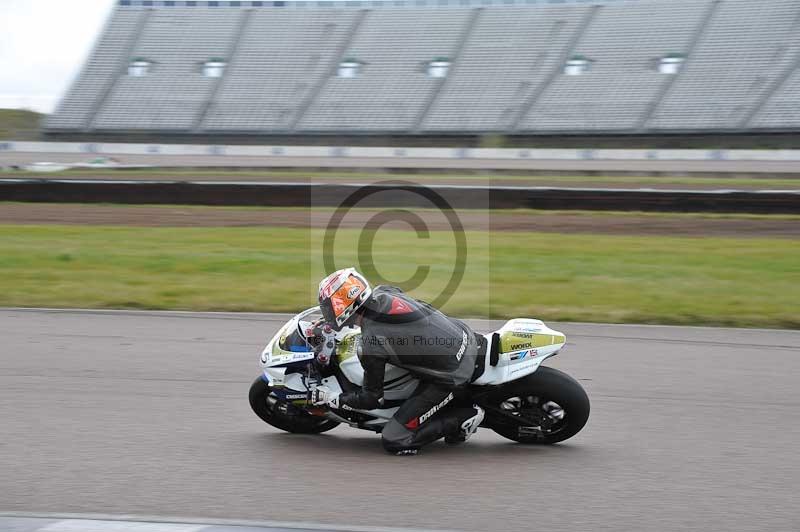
[472,319,567,385]
[338,353,365,384]
[339,355,413,388]
[315,375,400,422]
[260,309,318,368]
[339,354,418,401]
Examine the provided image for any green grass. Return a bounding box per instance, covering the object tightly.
[0,108,43,140]
[0,224,797,328]
[1,166,798,189]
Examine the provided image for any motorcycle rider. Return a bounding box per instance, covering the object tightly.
[311,267,485,455]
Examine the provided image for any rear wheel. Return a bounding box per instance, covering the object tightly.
[248,377,339,434]
[486,366,589,444]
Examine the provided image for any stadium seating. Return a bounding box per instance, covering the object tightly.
[46,0,800,135]
[204,9,360,132]
[518,0,708,132]
[297,8,473,132]
[648,0,800,130]
[46,9,144,130]
[752,69,800,129]
[93,8,242,130]
[422,4,590,132]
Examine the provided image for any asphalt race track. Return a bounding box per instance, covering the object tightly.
[1,309,799,532]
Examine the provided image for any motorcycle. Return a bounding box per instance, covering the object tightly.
[249,307,589,445]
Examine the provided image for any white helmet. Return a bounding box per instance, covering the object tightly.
[318,267,372,330]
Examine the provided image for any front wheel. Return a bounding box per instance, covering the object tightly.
[248,377,339,434]
[485,365,590,444]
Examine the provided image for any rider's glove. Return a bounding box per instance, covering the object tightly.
[310,385,341,408]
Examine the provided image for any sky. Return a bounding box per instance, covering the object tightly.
[0,0,117,113]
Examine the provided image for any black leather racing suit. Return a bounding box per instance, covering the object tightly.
[339,286,481,453]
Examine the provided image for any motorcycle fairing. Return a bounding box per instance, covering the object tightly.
[472,319,566,385]
[258,310,566,421]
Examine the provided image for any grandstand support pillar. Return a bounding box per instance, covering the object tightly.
[738,12,800,129]
[637,0,721,132]
[85,7,153,132]
[193,8,254,133]
[288,9,370,133]
[414,8,483,133]
[508,4,600,132]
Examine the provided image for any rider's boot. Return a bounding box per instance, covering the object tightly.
[445,405,485,444]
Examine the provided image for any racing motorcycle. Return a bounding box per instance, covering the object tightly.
[249,307,589,445]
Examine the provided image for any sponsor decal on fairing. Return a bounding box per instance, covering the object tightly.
[510,342,533,351]
[510,348,538,361]
[284,393,308,400]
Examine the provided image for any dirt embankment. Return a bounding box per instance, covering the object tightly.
[0,203,797,238]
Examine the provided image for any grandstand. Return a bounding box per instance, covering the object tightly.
[46,0,800,138]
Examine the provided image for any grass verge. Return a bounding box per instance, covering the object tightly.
[0,225,797,328]
[0,109,42,140]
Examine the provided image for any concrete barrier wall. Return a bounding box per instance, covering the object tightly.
[1,180,798,214]
[4,141,800,162]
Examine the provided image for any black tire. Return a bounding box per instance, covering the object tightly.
[487,365,590,444]
[248,377,339,434]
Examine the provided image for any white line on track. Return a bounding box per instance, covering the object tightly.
[0,513,458,532]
